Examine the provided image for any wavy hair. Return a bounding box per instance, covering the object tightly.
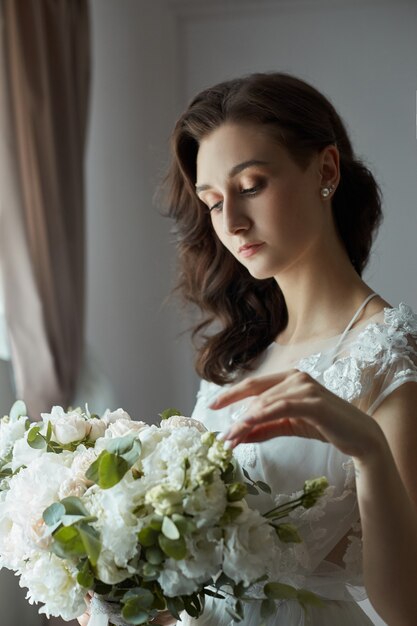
[162,72,382,384]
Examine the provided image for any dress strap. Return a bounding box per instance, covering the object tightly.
[333,292,378,353]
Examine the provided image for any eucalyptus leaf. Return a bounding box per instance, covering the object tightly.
[158,534,186,560]
[122,588,154,609]
[53,525,86,558]
[43,502,65,526]
[145,546,164,565]
[9,400,27,421]
[61,496,89,517]
[138,527,159,547]
[243,482,258,495]
[78,524,101,566]
[105,435,136,456]
[162,516,180,540]
[121,599,149,625]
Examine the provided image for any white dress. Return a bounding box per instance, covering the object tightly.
[181,296,417,626]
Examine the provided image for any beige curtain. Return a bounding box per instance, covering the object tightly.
[0,0,90,419]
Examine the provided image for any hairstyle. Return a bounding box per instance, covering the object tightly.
[162,72,383,385]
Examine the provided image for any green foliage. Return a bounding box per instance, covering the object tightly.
[85,435,141,489]
[274,523,302,543]
[158,534,186,560]
[159,408,182,421]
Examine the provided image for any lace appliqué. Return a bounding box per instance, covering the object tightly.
[343,520,364,582]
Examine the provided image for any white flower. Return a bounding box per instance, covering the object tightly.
[160,415,207,432]
[58,446,98,499]
[158,526,223,597]
[222,503,276,586]
[104,418,147,439]
[0,414,28,460]
[101,408,133,425]
[19,552,86,620]
[41,406,90,445]
[183,473,227,527]
[145,484,183,516]
[10,435,44,472]
[0,453,72,569]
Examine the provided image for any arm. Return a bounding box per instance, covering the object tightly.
[211,371,417,626]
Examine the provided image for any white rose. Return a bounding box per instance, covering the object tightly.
[104,418,147,439]
[101,408,132,425]
[19,553,86,620]
[41,406,90,445]
[160,415,207,432]
[58,447,98,499]
[222,504,275,586]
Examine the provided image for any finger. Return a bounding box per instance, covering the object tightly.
[209,371,295,409]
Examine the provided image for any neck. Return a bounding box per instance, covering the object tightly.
[274,243,375,345]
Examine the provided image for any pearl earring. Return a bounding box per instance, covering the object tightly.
[320,184,335,198]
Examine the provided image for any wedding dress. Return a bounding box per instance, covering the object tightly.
[179,295,417,626]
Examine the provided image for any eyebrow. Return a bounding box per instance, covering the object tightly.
[195,159,269,194]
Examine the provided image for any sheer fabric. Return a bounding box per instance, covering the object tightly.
[179,302,417,625]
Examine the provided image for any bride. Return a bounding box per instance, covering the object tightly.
[80,72,417,625]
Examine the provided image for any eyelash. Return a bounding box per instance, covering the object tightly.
[209,184,261,212]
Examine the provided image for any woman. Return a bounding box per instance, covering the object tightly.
[81,73,417,625]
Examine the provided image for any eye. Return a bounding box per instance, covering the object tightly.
[240,183,261,195]
[209,200,223,213]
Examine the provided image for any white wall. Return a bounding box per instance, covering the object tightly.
[87,0,197,418]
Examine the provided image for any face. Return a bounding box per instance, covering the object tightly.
[195,122,336,281]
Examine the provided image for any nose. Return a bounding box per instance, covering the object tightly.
[222,196,251,236]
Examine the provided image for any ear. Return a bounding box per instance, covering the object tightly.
[318,144,340,189]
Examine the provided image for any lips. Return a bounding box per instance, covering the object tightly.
[238,242,265,258]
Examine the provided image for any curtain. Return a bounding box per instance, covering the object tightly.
[0,0,90,419]
[0,1,90,624]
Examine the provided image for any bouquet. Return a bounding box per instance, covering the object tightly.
[0,401,328,625]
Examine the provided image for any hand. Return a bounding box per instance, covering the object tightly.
[211,369,385,460]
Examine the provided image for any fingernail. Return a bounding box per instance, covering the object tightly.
[216,431,226,441]
[223,440,232,449]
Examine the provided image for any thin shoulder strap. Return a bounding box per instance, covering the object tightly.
[333,292,378,352]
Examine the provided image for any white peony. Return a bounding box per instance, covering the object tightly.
[222,503,276,586]
[0,414,28,460]
[104,418,147,439]
[19,552,86,620]
[0,453,72,569]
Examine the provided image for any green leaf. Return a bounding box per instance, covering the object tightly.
[243,482,258,495]
[297,588,325,608]
[162,516,180,540]
[165,597,183,620]
[242,467,251,481]
[52,525,86,558]
[77,560,94,588]
[27,425,46,449]
[43,502,65,526]
[61,496,89,517]
[159,408,182,421]
[140,562,160,579]
[255,480,272,494]
[45,420,53,444]
[274,523,302,543]
[149,516,163,531]
[86,450,129,489]
[105,435,137,456]
[9,400,27,421]
[138,527,159,547]
[145,546,164,565]
[122,588,154,609]
[260,598,276,619]
[263,582,298,601]
[121,598,149,625]
[158,534,186,560]
[78,524,101,566]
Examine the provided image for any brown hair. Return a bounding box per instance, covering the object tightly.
[163,72,382,385]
